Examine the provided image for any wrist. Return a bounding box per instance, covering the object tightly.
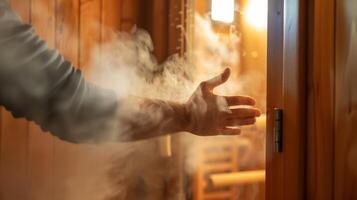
[170,102,191,133]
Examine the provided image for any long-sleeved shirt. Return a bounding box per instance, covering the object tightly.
[0,0,118,143]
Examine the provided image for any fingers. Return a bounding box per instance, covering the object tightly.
[203,68,231,91]
[220,127,241,135]
[227,108,261,119]
[224,118,256,126]
[225,95,256,106]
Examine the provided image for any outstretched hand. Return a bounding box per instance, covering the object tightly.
[185,68,261,136]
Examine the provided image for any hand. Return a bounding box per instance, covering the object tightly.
[185,68,261,136]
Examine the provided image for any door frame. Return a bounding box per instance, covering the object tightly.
[266,0,307,199]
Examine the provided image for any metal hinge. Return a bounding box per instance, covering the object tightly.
[274,108,283,153]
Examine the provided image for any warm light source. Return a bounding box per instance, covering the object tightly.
[211,0,235,23]
[245,0,268,29]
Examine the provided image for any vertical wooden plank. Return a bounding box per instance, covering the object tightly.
[102,0,121,41]
[167,1,186,199]
[307,0,335,199]
[0,1,31,200]
[266,0,284,199]
[73,1,105,199]
[267,0,307,199]
[168,0,185,55]
[335,0,357,199]
[150,0,168,62]
[80,0,101,72]
[137,0,168,62]
[282,0,307,199]
[53,1,80,199]
[120,0,138,32]
[27,0,56,199]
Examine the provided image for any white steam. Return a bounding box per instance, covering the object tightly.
[65,14,265,200]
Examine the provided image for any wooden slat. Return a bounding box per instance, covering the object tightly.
[27,0,56,199]
[0,1,31,200]
[210,170,266,187]
[73,1,105,200]
[150,0,168,62]
[80,0,101,72]
[101,0,121,41]
[335,0,357,199]
[266,1,284,199]
[307,0,335,199]
[282,0,307,199]
[204,191,233,199]
[120,0,138,32]
[168,0,185,55]
[54,1,80,199]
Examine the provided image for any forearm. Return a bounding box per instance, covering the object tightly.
[0,1,118,143]
[116,97,190,141]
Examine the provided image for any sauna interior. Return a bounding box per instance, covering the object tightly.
[1,0,357,200]
[185,0,267,199]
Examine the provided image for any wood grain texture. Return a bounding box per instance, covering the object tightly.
[307,0,335,199]
[28,1,56,199]
[148,0,168,62]
[53,1,80,200]
[80,0,101,72]
[101,0,121,41]
[282,0,307,199]
[267,0,307,200]
[0,1,31,199]
[335,0,357,199]
[266,0,284,199]
[0,1,186,199]
[121,0,138,32]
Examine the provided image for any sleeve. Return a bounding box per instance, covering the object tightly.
[0,1,119,143]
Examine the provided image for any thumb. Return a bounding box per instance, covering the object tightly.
[205,68,231,90]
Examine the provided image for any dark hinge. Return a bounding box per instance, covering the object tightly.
[274,108,283,153]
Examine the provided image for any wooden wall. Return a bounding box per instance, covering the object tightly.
[334,0,357,198]
[308,0,357,199]
[0,0,184,200]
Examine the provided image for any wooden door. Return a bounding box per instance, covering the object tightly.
[267,0,307,200]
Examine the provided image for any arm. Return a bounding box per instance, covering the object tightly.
[0,2,260,143]
[0,1,118,143]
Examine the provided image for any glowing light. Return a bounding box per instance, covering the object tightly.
[245,0,268,29]
[211,0,235,23]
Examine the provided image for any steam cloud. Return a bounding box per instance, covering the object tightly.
[78,14,265,200]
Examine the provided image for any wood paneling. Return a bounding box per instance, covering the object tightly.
[335,0,357,199]
[0,1,31,200]
[28,0,56,199]
[80,0,101,72]
[53,1,80,199]
[0,0,185,199]
[307,0,335,199]
[101,0,121,41]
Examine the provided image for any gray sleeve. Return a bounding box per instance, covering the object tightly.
[0,1,118,143]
